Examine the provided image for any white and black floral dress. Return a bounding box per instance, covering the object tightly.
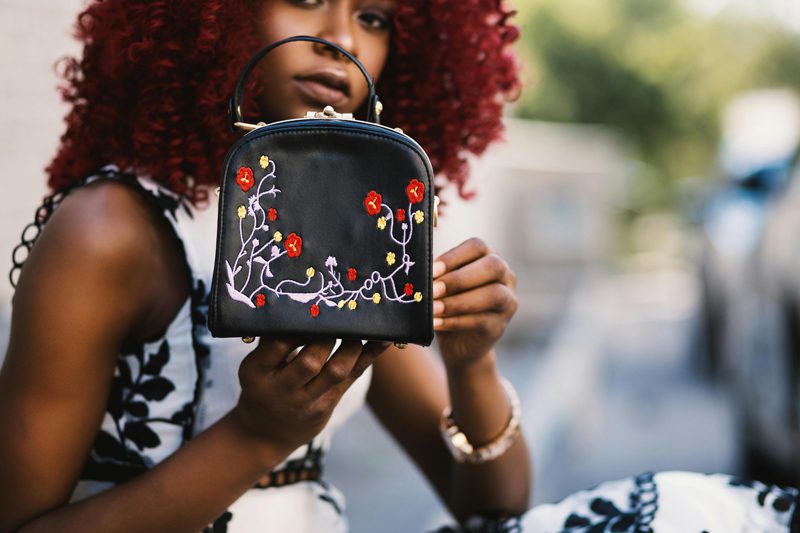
[20,168,366,532]
[437,472,798,532]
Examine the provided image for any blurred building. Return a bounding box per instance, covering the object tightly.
[0,0,85,356]
[435,118,631,344]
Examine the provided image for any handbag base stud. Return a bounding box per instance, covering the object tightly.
[242,336,256,344]
[394,343,407,350]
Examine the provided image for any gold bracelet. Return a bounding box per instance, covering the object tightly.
[439,377,521,465]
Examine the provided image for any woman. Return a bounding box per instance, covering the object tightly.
[0,0,528,531]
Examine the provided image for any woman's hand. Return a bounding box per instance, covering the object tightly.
[235,338,389,454]
[432,238,518,372]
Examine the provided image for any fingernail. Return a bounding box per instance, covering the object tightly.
[433,281,446,299]
[432,261,446,278]
[433,300,444,316]
[433,317,444,328]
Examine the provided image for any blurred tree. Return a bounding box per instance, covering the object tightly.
[515,0,800,212]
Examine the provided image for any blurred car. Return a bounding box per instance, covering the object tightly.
[742,161,800,486]
[693,89,800,485]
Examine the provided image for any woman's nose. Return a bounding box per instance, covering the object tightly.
[314,5,358,60]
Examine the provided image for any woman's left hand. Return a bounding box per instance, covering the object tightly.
[432,238,518,371]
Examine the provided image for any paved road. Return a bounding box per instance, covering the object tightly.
[325,266,741,532]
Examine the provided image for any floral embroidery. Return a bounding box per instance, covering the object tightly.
[406,179,425,204]
[237,206,247,219]
[414,210,424,224]
[224,159,427,315]
[236,166,255,192]
[364,190,382,216]
[284,233,302,258]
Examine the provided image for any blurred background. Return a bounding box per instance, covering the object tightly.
[1,0,800,531]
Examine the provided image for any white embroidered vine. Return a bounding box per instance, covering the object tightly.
[225,157,426,316]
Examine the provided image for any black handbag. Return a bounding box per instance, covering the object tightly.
[209,36,435,346]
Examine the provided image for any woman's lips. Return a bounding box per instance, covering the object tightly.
[293,78,349,108]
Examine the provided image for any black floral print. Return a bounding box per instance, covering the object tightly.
[82,338,190,482]
[558,473,657,533]
[728,476,800,527]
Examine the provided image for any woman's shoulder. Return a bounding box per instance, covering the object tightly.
[15,178,191,339]
[36,179,179,282]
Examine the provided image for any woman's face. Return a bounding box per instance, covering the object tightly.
[251,0,397,122]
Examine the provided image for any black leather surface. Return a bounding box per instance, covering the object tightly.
[209,120,434,346]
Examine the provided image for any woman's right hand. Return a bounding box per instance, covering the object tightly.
[234,337,389,454]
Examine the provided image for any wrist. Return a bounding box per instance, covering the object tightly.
[444,349,497,382]
[445,352,514,444]
[226,408,296,470]
[441,377,521,464]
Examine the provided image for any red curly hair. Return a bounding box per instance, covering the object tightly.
[48,0,520,203]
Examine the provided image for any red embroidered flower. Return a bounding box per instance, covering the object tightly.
[404,283,414,297]
[255,293,266,308]
[267,208,278,222]
[284,233,302,258]
[406,179,425,204]
[347,268,357,282]
[309,304,320,318]
[396,209,406,222]
[236,166,255,192]
[364,190,382,216]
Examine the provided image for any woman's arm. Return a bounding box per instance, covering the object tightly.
[367,238,531,522]
[0,182,384,532]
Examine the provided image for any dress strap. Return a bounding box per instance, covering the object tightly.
[9,165,138,288]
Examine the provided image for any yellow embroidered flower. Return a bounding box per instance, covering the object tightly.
[414,210,425,224]
[348,300,358,311]
[376,217,387,230]
[372,293,382,304]
[273,231,283,243]
[414,292,423,302]
[306,267,315,278]
[237,205,247,219]
[386,252,396,266]
[337,300,346,309]
[260,155,270,169]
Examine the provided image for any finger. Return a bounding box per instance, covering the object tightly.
[278,338,337,384]
[249,336,309,371]
[433,238,491,280]
[328,340,390,396]
[433,254,512,299]
[433,313,506,339]
[304,339,364,397]
[349,341,391,377]
[434,283,515,318]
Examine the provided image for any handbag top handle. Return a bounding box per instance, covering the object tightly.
[229,35,382,131]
